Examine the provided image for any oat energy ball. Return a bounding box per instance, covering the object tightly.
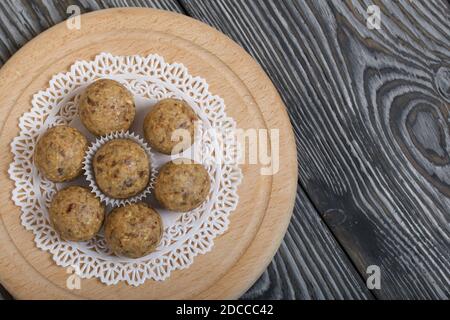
[49,186,105,241]
[93,139,150,199]
[34,125,88,182]
[154,159,210,212]
[143,98,198,154]
[79,79,135,136]
[105,203,163,258]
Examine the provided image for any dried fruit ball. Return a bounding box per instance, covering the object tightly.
[79,79,135,136]
[93,139,150,199]
[34,125,88,182]
[49,186,105,241]
[105,203,163,258]
[154,159,210,212]
[143,98,197,154]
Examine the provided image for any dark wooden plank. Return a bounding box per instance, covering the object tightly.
[0,0,185,66]
[242,190,372,299]
[181,0,450,299]
[0,283,12,300]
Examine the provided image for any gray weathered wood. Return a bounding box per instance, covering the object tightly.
[0,283,12,300]
[181,0,450,299]
[242,190,372,299]
[0,0,185,66]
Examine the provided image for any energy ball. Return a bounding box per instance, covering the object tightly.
[143,98,198,154]
[49,186,105,241]
[93,139,150,199]
[154,159,210,212]
[34,125,88,182]
[79,79,135,136]
[105,203,163,258]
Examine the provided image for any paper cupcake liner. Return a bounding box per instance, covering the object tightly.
[83,131,158,207]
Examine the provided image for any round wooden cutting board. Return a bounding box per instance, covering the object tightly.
[0,8,297,299]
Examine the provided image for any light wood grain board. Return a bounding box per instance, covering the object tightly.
[0,8,297,299]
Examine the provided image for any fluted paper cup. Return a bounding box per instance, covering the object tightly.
[83,131,157,207]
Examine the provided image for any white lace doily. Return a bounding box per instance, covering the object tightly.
[8,53,242,286]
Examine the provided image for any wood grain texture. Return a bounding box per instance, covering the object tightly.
[0,0,184,66]
[241,190,372,300]
[0,8,297,300]
[181,0,450,299]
